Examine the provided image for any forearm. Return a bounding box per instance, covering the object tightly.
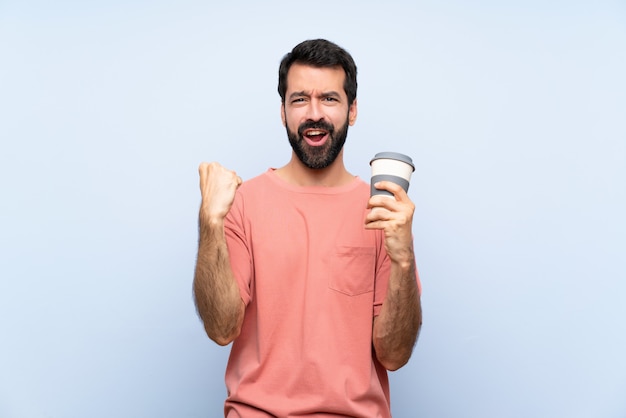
[193,217,244,346]
[373,255,422,371]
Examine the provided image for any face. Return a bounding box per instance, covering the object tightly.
[281,63,358,169]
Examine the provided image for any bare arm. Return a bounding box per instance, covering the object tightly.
[193,162,245,346]
[365,181,422,371]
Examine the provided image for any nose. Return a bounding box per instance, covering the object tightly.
[305,99,324,121]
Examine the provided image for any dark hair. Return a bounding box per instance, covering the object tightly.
[278,39,358,106]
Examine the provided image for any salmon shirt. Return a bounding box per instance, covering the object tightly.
[223,169,416,417]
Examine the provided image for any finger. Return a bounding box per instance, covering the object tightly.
[365,204,392,224]
[367,195,399,212]
[364,216,389,230]
[198,161,218,180]
[373,181,408,201]
[198,163,209,190]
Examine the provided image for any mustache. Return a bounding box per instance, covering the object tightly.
[297,120,334,137]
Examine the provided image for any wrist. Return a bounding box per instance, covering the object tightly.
[206,216,225,228]
[390,250,415,271]
[200,203,227,226]
[199,209,225,230]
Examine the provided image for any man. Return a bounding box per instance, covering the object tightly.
[194,39,422,417]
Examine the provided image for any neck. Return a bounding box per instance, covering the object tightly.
[275,150,354,187]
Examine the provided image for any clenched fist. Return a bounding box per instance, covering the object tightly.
[198,162,243,224]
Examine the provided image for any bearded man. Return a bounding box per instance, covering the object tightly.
[193,39,422,418]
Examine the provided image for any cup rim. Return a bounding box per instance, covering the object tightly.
[370,152,415,172]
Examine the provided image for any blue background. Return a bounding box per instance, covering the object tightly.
[1,1,625,417]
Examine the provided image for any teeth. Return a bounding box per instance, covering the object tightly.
[307,130,324,136]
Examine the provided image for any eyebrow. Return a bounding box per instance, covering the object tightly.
[288,91,342,100]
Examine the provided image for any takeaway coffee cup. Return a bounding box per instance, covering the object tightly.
[370,152,415,198]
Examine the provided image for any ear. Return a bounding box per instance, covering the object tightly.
[280,103,286,126]
[348,99,358,126]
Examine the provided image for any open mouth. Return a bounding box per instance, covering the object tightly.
[299,121,333,147]
[303,129,329,146]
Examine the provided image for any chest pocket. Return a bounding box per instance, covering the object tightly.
[328,246,376,296]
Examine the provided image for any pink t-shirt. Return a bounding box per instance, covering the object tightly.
[223,169,404,417]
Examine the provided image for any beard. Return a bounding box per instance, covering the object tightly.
[285,117,350,170]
